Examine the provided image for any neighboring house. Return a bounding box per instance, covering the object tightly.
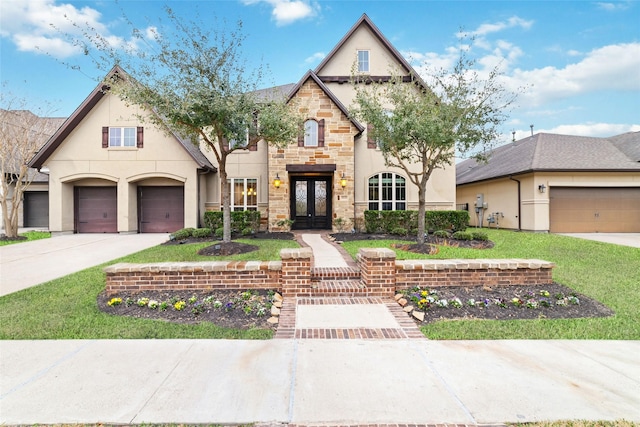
[456,132,640,233]
[0,109,65,230]
[29,14,456,235]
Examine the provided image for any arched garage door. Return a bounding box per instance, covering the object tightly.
[138,186,184,233]
[75,187,117,233]
[549,187,640,233]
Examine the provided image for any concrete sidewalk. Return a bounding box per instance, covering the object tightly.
[1,339,639,424]
[0,233,169,296]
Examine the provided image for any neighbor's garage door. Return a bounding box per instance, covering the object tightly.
[24,191,49,227]
[75,187,117,233]
[549,187,640,233]
[138,186,184,233]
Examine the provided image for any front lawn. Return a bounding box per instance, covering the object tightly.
[0,230,51,246]
[340,229,640,340]
[0,238,299,340]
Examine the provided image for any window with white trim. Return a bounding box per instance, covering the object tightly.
[357,50,370,73]
[228,178,258,211]
[368,172,406,210]
[109,127,136,147]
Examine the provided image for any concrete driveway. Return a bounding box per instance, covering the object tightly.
[0,233,169,297]
[558,233,640,248]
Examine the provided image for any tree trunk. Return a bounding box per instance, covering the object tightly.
[219,161,232,243]
[417,183,426,245]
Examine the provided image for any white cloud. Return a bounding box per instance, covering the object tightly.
[305,51,325,64]
[510,42,640,106]
[241,0,319,26]
[0,0,153,59]
[596,1,632,11]
[461,16,534,38]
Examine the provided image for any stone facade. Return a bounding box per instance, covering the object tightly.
[268,77,360,231]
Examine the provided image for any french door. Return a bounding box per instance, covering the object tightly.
[290,177,332,229]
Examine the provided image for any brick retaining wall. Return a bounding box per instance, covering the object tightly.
[104,248,555,296]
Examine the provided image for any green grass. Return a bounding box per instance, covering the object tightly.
[0,239,299,340]
[0,230,51,246]
[341,229,640,340]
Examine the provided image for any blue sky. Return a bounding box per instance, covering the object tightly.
[1,0,639,144]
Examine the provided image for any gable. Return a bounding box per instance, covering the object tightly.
[314,14,419,83]
[29,65,215,171]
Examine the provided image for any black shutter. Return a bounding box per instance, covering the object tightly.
[102,127,109,148]
[137,127,144,148]
[318,119,325,147]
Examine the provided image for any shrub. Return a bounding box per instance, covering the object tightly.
[364,210,469,234]
[170,228,194,240]
[241,227,253,236]
[471,231,489,241]
[214,227,224,238]
[390,227,408,236]
[425,211,469,232]
[452,231,474,241]
[191,228,212,238]
[203,211,261,234]
[433,230,451,238]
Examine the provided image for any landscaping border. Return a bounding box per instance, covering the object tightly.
[104,247,555,296]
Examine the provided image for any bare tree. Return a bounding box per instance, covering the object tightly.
[1,95,58,238]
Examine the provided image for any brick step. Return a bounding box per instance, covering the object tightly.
[311,266,361,282]
[293,279,394,298]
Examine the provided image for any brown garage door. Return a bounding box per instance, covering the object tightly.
[24,191,49,227]
[549,187,640,233]
[138,186,184,233]
[75,187,117,233]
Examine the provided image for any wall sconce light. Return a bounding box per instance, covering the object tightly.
[273,173,281,189]
[538,184,546,193]
[340,172,347,188]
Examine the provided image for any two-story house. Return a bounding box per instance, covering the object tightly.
[29,14,456,234]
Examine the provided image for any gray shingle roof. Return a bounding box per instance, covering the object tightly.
[457,132,640,185]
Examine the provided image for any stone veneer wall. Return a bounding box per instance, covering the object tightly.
[268,78,359,231]
[105,247,555,296]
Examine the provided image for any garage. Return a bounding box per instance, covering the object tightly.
[75,187,117,233]
[24,191,49,228]
[138,186,184,233]
[549,187,640,233]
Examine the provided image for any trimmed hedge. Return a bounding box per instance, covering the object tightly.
[203,210,261,235]
[364,210,469,234]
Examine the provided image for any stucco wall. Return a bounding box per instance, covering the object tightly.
[457,171,640,232]
[43,93,201,233]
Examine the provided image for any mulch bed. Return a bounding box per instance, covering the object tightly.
[331,232,494,253]
[163,232,294,256]
[97,289,278,330]
[98,231,613,330]
[403,282,613,324]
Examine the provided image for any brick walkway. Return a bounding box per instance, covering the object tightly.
[274,296,426,340]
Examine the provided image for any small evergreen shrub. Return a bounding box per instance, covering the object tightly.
[241,227,253,236]
[170,228,194,240]
[433,230,451,238]
[390,227,408,236]
[204,210,261,234]
[214,227,224,238]
[471,231,489,241]
[452,231,474,241]
[192,228,212,238]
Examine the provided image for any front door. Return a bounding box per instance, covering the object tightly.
[291,177,332,229]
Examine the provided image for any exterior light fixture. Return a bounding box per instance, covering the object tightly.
[538,184,546,193]
[340,172,347,188]
[273,173,281,188]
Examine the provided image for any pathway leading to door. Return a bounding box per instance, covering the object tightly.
[278,232,426,340]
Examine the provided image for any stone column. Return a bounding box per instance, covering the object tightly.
[280,247,313,297]
[358,248,396,291]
